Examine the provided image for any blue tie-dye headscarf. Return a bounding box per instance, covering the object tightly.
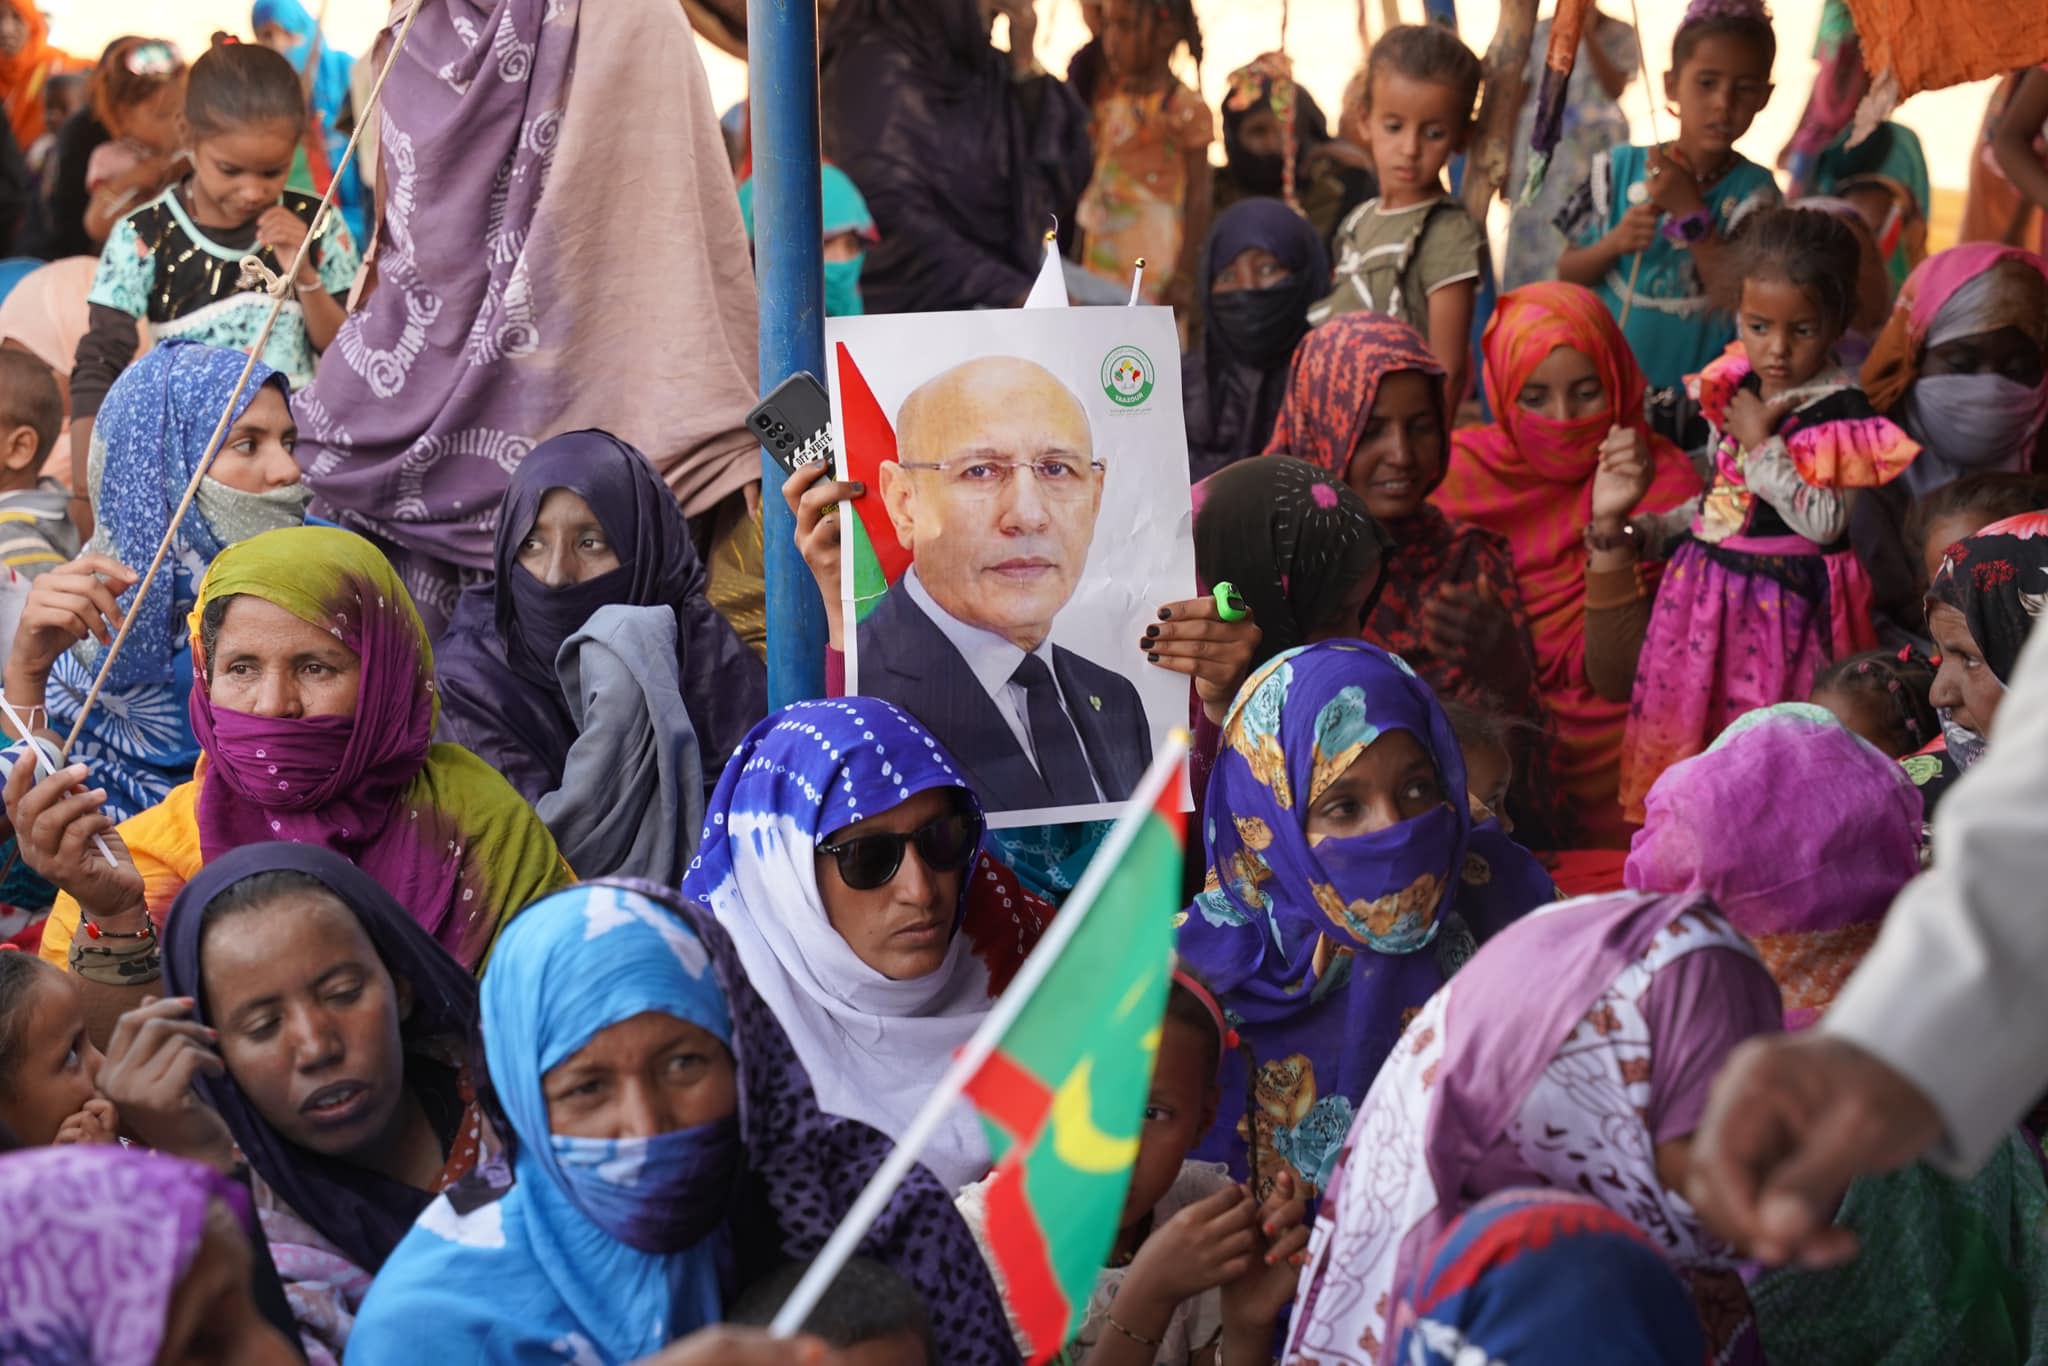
[1179,641,1554,1195]
[72,340,290,693]
[46,341,308,821]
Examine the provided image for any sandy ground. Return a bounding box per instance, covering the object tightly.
[58,0,2001,215]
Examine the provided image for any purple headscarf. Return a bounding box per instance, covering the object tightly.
[1177,642,1555,1196]
[434,429,766,804]
[293,0,761,628]
[1625,703,1923,1028]
[161,842,480,1275]
[0,1146,251,1365]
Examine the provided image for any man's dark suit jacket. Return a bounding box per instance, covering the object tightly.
[855,583,1154,812]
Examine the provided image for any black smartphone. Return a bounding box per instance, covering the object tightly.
[747,371,836,479]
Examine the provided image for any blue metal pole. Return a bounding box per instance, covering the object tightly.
[749,0,828,707]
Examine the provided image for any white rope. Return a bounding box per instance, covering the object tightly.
[1615,0,1666,331]
[61,0,431,753]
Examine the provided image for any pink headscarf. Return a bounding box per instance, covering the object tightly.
[1864,244,2048,412]
[1624,703,1922,1029]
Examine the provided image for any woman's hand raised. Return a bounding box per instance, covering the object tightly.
[1590,425,1654,529]
[97,995,235,1173]
[6,554,136,690]
[783,461,857,652]
[3,751,144,923]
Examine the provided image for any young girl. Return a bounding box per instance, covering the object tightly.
[0,949,116,1146]
[957,972,1312,1364]
[1441,696,1524,835]
[1909,470,2048,602]
[1077,0,1213,312]
[1810,649,1938,760]
[1313,25,1486,403]
[1555,0,1781,391]
[1619,208,1921,817]
[79,36,187,247]
[70,41,358,466]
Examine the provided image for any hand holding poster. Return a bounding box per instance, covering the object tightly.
[830,305,1197,826]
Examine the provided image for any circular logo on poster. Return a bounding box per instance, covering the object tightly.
[1101,345,1156,409]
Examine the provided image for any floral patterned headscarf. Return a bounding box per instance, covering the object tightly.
[1176,641,1553,1195]
[1927,511,2048,685]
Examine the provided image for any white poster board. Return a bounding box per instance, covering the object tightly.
[830,305,1197,827]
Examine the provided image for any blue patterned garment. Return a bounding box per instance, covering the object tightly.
[1393,1189,1706,1364]
[48,341,309,821]
[984,819,1116,903]
[350,883,733,1365]
[1178,641,1555,1194]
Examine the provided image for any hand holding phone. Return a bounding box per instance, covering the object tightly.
[747,372,835,479]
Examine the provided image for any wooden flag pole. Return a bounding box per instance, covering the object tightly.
[1461,0,1539,221]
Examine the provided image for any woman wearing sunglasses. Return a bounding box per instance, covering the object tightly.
[682,698,1055,1192]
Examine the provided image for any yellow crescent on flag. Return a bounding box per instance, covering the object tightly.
[1050,1061,1141,1174]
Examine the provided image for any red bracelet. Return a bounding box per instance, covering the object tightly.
[81,917,154,941]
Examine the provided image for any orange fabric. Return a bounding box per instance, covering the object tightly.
[0,1,76,149]
[1844,0,2048,100]
[1438,283,1702,846]
[38,778,203,966]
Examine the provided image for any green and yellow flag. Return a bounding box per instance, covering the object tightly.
[960,751,1185,1362]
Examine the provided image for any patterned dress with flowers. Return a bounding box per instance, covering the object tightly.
[1078,83,1215,303]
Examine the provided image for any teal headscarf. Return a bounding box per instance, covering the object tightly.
[737,165,876,316]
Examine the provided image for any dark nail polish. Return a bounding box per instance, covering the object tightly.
[1146,652,1159,662]
[1157,606,1172,620]
[1144,624,1159,640]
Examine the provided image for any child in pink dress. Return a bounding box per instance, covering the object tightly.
[1619,207,1920,819]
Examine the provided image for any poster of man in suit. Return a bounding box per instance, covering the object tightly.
[829,305,1196,826]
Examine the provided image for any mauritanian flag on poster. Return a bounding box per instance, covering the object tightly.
[829,234,1074,628]
[769,736,1187,1363]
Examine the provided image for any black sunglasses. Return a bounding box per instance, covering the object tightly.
[817,809,980,891]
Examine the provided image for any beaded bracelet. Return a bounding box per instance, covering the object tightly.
[81,917,155,941]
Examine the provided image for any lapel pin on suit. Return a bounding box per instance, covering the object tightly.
[1090,695,1102,711]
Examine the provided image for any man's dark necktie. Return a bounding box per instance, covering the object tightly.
[1010,654,1096,805]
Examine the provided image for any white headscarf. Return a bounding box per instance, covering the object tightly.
[682,699,1023,1190]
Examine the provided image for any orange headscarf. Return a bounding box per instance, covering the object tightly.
[1437,283,1702,834]
[0,0,75,149]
